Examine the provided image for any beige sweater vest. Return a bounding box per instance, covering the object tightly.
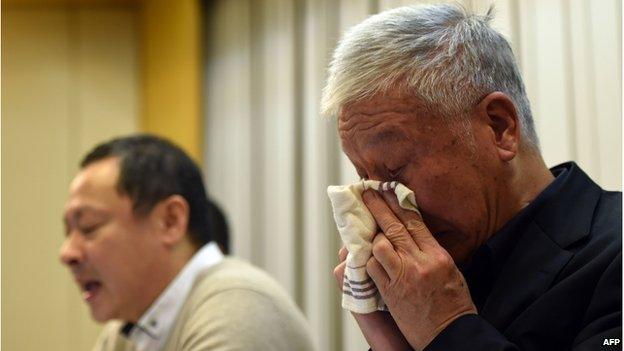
[92,258,315,351]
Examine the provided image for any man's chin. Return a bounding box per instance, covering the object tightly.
[91,310,112,323]
[433,231,470,263]
[89,304,118,323]
[432,230,460,248]
[432,230,453,242]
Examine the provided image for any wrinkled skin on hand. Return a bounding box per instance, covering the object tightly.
[333,188,477,351]
[363,189,477,350]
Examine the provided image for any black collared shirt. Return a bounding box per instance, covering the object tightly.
[462,166,568,311]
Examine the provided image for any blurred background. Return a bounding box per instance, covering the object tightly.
[2,0,621,350]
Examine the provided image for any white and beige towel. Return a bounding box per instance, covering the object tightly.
[327,180,419,314]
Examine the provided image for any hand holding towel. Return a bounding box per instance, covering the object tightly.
[327,180,419,313]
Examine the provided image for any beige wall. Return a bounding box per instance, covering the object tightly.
[2,6,139,351]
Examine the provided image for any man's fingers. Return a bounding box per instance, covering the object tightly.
[335,247,348,288]
[333,261,346,288]
[362,190,419,251]
[380,190,440,251]
[371,233,402,280]
[338,246,348,262]
[366,255,390,290]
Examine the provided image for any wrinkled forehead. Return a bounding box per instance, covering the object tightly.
[340,93,418,117]
[339,95,427,139]
[338,92,433,129]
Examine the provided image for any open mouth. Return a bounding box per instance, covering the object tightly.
[82,281,102,301]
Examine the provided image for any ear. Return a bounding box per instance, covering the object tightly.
[151,195,190,247]
[475,92,520,162]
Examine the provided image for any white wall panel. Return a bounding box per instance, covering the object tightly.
[260,0,299,297]
[569,0,601,179]
[526,0,574,166]
[301,1,341,350]
[589,0,622,190]
[204,0,255,265]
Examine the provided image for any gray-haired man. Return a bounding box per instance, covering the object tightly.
[325,4,621,350]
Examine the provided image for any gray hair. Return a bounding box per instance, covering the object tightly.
[321,3,539,149]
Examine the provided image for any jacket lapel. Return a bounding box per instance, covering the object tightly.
[480,222,572,330]
[479,162,602,331]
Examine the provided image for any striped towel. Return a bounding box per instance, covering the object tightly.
[327,180,419,314]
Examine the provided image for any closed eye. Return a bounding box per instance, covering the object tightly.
[388,166,405,180]
[78,220,107,235]
[64,206,110,236]
[79,224,100,235]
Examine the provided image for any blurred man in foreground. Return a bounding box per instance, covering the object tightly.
[323,4,621,350]
[60,134,314,351]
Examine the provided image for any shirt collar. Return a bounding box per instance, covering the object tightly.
[123,242,224,351]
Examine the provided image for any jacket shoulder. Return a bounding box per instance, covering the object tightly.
[575,190,621,255]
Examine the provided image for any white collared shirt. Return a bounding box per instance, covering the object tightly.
[126,242,224,351]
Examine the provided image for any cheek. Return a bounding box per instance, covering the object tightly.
[403,168,485,231]
[90,227,138,284]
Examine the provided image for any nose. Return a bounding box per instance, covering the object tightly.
[59,232,84,267]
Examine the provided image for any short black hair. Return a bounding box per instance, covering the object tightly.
[81,134,213,248]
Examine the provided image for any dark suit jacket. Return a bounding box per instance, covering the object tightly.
[424,162,622,350]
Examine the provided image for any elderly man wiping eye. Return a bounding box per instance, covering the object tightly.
[322,3,621,351]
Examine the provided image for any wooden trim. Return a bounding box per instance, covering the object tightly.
[139,0,203,164]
